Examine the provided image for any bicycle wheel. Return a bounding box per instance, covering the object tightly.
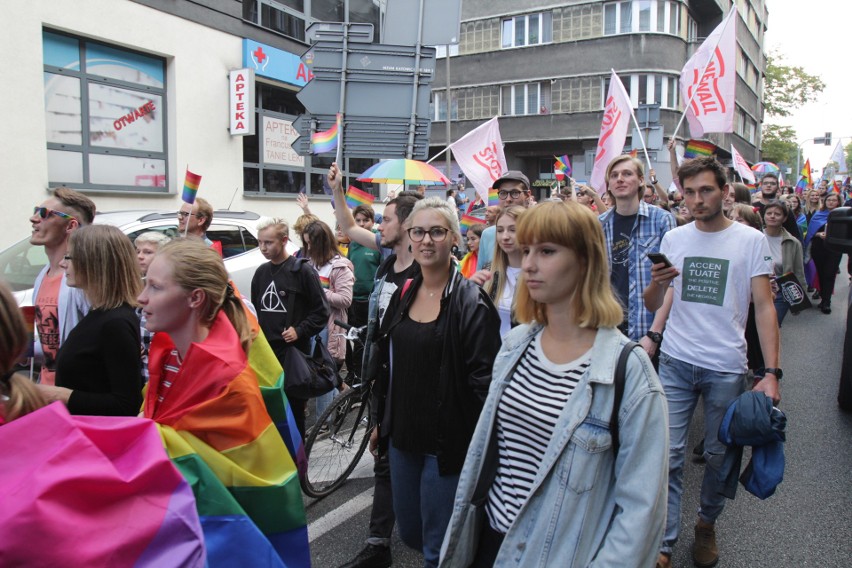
[301,387,372,498]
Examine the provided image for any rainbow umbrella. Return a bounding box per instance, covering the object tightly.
[751,161,780,176]
[357,159,451,186]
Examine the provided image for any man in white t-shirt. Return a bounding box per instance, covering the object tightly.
[643,157,780,568]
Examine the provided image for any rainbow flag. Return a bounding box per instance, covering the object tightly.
[488,187,500,206]
[554,154,572,176]
[628,149,639,158]
[460,214,484,233]
[346,185,375,209]
[801,159,813,185]
[833,179,842,193]
[0,403,206,567]
[684,140,716,159]
[312,113,341,154]
[146,310,309,568]
[182,169,202,204]
[795,177,808,193]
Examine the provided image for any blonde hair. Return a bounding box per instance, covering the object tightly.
[155,239,252,353]
[292,214,319,240]
[69,225,142,309]
[409,197,462,244]
[135,231,171,248]
[0,283,46,421]
[515,201,623,328]
[484,206,525,301]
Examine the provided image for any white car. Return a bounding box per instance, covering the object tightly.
[0,209,297,306]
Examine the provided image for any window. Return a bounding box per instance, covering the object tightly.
[460,18,502,55]
[243,0,385,43]
[455,86,500,121]
[43,30,168,192]
[501,12,553,48]
[604,1,680,35]
[552,77,599,113]
[501,83,550,116]
[604,73,678,110]
[736,108,757,144]
[431,91,458,121]
[553,3,602,42]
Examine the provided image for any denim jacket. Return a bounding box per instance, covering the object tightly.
[440,324,669,568]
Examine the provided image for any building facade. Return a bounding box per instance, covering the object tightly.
[1,0,386,249]
[429,0,768,196]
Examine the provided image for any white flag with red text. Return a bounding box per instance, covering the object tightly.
[680,7,737,138]
[730,144,756,184]
[589,70,633,193]
[449,116,508,203]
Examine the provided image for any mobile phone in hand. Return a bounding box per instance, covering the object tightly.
[646,252,673,268]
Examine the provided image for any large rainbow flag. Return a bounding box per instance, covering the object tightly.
[146,310,309,568]
[0,403,206,567]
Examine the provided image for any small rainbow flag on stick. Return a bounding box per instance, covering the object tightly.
[312,114,341,154]
[182,169,202,204]
[345,185,375,209]
[684,140,716,159]
[460,214,484,233]
[488,187,500,206]
[554,154,572,176]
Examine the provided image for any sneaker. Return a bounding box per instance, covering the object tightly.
[656,553,672,568]
[692,520,719,567]
[337,544,392,568]
[812,290,821,300]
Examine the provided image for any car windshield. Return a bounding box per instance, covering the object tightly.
[0,238,48,292]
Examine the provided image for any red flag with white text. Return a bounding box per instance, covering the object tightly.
[449,117,509,204]
[589,70,633,193]
[680,7,737,138]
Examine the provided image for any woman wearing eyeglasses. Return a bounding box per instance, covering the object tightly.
[37,225,143,416]
[375,197,501,568]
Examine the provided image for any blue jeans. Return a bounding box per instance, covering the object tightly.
[774,296,790,327]
[658,352,747,555]
[389,443,460,568]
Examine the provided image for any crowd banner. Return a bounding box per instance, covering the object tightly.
[589,70,633,193]
[731,144,757,184]
[677,6,737,139]
[447,116,508,204]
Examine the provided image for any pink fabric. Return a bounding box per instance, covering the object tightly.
[0,403,205,567]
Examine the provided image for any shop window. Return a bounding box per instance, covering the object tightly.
[43,30,168,192]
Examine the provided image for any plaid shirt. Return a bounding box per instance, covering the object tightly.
[599,201,676,340]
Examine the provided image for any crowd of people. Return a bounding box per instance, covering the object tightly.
[0,145,843,567]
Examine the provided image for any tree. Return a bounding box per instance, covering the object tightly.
[761,124,798,165]
[763,52,825,118]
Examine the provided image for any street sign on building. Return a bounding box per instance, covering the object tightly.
[384,0,462,46]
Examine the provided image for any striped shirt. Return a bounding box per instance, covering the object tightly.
[486,332,591,534]
[155,349,181,414]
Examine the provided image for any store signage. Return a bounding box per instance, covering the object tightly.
[243,39,313,87]
[263,116,304,167]
[229,69,255,136]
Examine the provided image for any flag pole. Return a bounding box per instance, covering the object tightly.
[427,145,450,164]
[611,69,653,172]
[671,6,737,139]
[183,163,190,238]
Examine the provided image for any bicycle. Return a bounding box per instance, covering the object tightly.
[300,320,375,499]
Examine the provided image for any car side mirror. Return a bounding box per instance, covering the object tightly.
[826,207,852,254]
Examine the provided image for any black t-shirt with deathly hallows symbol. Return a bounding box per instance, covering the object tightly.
[610,211,637,310]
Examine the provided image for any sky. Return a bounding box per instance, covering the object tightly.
[763,0,849,177]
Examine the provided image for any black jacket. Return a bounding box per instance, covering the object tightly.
[376,264,501,475]
[251,256,329,356]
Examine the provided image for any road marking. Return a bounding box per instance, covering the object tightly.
[308,487,374,542]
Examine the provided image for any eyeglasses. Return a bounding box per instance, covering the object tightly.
[497,189,527,199]
[408,227,449,242]
[177,211,203,219]
[62,254,73,261]
[33,206,75,221]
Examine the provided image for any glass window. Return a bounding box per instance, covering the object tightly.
[604,4,617,35]
[502,18,513,48]
[619,2,632,33]
[657,2,666,32]
[502,12,552,48]
[529,14,540,44]
[515,16,526,46]
[43,30,168,192]
[638,1,651,31]
[603,1,679,35]
[260,3,305,41]
[669,2,680,34]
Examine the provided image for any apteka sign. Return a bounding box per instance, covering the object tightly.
[230,68,255,136]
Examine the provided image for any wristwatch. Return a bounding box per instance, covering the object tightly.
[763,367,783,380]
[646,331,663,344]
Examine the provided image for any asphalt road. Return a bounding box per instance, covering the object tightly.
[305,274,852,568]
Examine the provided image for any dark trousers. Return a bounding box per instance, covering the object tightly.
[366,453,396,546]
[813,244,842,306]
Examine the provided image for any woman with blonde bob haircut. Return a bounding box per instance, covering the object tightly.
[441,201,669,568]
[38,225,144,416]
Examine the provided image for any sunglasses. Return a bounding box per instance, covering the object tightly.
[33,206,75,221]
